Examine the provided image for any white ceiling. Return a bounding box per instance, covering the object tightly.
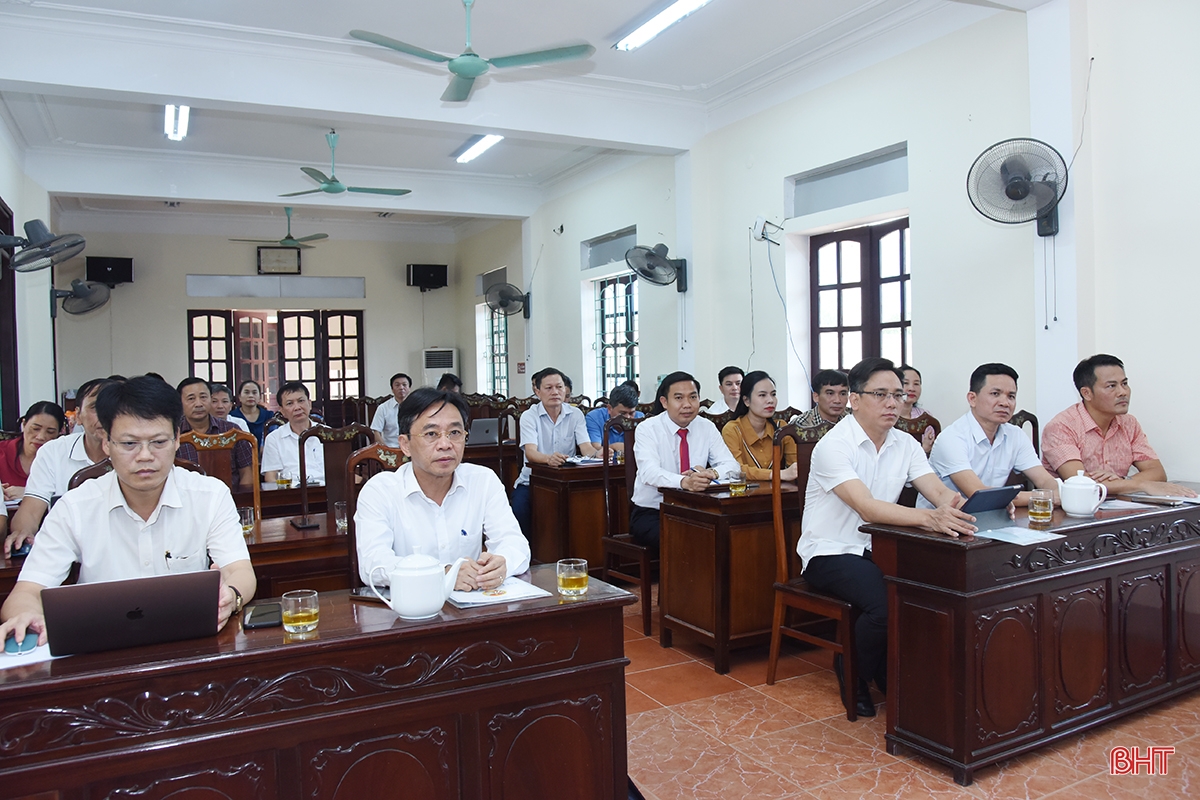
[0,0,1048,240]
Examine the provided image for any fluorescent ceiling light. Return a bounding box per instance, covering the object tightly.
[614,0,715,52]
[455,134,504,164]
[164,104,190,141]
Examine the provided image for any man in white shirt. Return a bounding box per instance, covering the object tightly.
[0,375,256,648]
[510,368,596,539]
[4,377,116,556]
[920,363,1059,510]
[370,372,411,448]
[356,388,530,590]
[631,371,739,549]
[800,358,975,718]
[208,383,251,433]
[262,381,325,485]
[706,366,743,415]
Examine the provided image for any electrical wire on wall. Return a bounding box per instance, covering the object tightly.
[745,228,756,367]
[753,226,812,393]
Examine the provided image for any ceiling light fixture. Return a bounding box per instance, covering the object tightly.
[164,104,190,141]
[454,134,504,164]
[614,0,715,52]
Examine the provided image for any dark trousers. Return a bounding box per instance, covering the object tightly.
[511,483,532,542]
[802,551,888,689]
[629,505,660,551]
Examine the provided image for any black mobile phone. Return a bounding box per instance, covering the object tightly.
[242,602,283,629]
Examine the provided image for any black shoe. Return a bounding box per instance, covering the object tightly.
[832,653,876,718]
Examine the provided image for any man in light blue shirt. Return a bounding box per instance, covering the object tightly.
[585,382,643,455]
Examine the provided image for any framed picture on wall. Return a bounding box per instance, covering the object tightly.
[257,246,301,275]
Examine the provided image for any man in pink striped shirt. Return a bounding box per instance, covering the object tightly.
[1041,354,1195,497]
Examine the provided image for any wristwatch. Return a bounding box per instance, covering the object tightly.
[229,585,244,615]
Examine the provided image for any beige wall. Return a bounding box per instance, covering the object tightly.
[453,219,525,395]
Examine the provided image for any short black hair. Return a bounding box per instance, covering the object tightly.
[390,373,411,387]
[278,381,311,400]
[533,368,570,391]
[654,371,700,414]
[143,372,168,384]
[95,375,184,436]
[21,401,66,430]
[733,370,774,419]
[436,373,463,391]
[176,376,209,396]
[812,369,848,392]
[620,379,640,394]
[77,377,119,405]
[848,358,903,394]
[1073,354,1124,393]
[209,383,233,400]
[609,384,639,410]
[397,387,470,434]
[969,363,1019,394]
[718,366,744,384]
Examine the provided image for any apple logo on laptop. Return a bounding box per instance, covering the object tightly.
[127,607,145,621]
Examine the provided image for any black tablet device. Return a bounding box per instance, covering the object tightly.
[960,485,1022,514]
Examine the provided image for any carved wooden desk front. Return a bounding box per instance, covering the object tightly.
[865,504,1200,785]
[0,565,635,799]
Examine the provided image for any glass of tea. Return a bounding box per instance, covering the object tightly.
[238,506,256,538]
[1028,490,1054,527]
[557,558,589,597]
[282,589,319,633]
[333,500,348,533]
[728,469,749,496]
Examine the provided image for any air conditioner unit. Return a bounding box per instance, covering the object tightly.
[422,347,459,387]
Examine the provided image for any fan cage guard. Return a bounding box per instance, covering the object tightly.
[966,137,1068,225]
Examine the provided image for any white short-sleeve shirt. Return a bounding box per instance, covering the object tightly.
[370,397,401,448]
[18,467,251,588]
[798,414,933,565]
[919,412,1041,509]
[514,403,590,486]
[22,432,97,504]
[261,423,326,484]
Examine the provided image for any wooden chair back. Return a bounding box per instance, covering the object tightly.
[601,415,645,537]
[770,424,828,583]
[296,423,375,524]
[568,394,592,413]
[1010,409,1040,455]
[698,408,735,431]
[0,430,19,441]
[894,411,941,442]
[178,429,260,520]
[68,458,205,491]
[344,442,408,587]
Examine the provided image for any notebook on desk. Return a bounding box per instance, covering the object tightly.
[40,570,221,657]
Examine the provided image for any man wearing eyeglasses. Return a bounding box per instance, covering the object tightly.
[354,388,530,592]
[0,376,256,648]
[799,358,975,718]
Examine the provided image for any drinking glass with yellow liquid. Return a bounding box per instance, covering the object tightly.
[557,559,589,597]
[728,469,749,496]
[334,501,348,533]
[1028,490,1054,527]
[238,506,256,538]
[282,589,319,633]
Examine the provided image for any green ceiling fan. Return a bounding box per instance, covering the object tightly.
[281,130,411,198]
[230,207,329,249]
[350,0,595,103]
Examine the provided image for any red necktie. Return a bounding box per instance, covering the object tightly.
[677,429,690,473]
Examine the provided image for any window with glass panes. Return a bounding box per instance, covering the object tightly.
[488,308,509,396]
[810,218,910,371]
[594,274,639,395]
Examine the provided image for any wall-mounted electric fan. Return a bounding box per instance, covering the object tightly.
[51,279,110,318]
[0,220,86,272]
[484,282,530,319]
[625,244,687,293]
[966,138,1068,237]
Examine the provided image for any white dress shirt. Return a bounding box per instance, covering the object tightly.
[18,467,251,588]
[261,423,325,484]
[355,462,531,585]
[918,412,1041,509]
[221,415,251,433]
[515,402,590,486]
[631,412,739,510]
[370,397,401,448]
[22,431,97,504]
[707,398,732,415]
[798,413,933,566]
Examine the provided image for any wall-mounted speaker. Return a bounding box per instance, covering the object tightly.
[86,257,134,287]
[407,263,448,292]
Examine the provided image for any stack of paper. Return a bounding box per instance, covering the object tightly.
[448,577,553,608]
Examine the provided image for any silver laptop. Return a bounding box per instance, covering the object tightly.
[41,570,221,657]
[469,418,499,445]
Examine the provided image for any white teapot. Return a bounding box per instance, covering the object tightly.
[1057,471,1107,517]
[370,554,467,620]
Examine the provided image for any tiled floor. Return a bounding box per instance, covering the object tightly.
[619,586,1200,800]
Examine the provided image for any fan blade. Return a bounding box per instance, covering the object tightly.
[349,30,452,63]
[301,167,331,184]
[346,187,412,196]
[293,233,329,242]
[279,189,323,197]
[441,75,476,102]
[488,43,595,69]
[229,238,282,243]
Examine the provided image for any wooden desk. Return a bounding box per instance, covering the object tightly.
[0,566,635,799]
[248,517,350,598]
[463,442,520,491]
[865,504,1200,785]
[236,482,328,518]
[658,483,801,673]
[529,462,626,569]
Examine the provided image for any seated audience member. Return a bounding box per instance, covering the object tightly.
[1,401,66,501]
[791,369,850,428]
[436,373,463,394]
[1042,354,1196,497]
[630,372,740,549]
[230,379,269,447]
[722,371,798,482]
[511,368,596,538]
[899,364,936,454]
[371,372,412,448]
[175,377,254,490]
[0,376,256,647]
[920,363,1059,509]
[706,366,744,415]
[800,358,975,717]
[355,388,530,590]
[208,384,250,433]
[5,378,117,556]
[586,382,644,454]
[262,382,325,485]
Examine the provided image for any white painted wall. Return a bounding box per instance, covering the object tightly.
[453,220,525,394]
